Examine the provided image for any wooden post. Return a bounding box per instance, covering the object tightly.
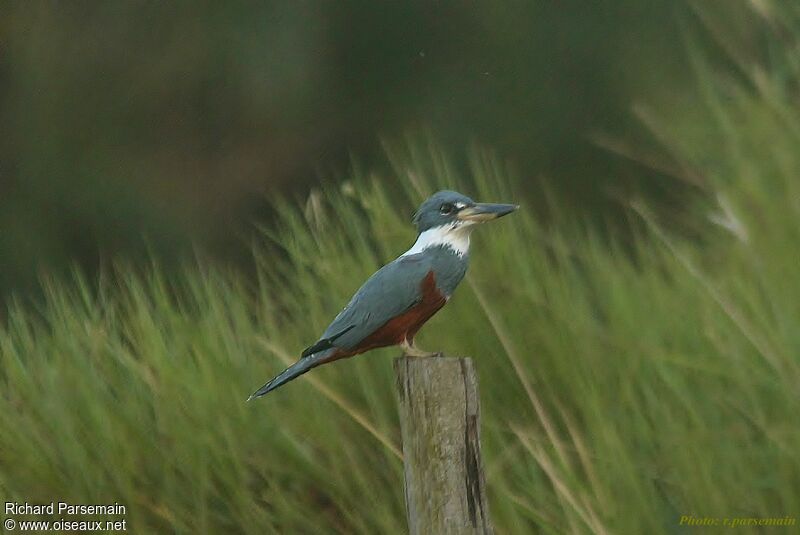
[394,355,493,535]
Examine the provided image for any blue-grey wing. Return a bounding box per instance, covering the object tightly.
[317,254,433,351]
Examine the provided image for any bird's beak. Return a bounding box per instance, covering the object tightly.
[457,202,519,222]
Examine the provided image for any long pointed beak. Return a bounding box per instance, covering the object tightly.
[457,202,519,222]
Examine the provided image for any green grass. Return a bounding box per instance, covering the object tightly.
[3,5,800,534]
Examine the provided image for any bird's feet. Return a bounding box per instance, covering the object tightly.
[400,339,440,358]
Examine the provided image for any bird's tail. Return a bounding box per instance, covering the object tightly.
[247,349,335,400]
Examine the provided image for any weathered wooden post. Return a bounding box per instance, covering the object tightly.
[394,355,493,535]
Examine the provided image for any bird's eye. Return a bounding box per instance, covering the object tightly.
[439,203,454,215]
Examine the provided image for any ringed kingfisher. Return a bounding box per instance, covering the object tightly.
[249,190,517,399]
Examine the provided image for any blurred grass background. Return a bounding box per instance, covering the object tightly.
[2,1,800,533]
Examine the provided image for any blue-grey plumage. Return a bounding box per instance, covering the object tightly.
[320,245,468,349]
[248,190,518,399]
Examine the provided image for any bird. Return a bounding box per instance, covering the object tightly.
[248,190,518,399]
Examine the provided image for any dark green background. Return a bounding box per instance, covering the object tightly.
[1,2,712,297]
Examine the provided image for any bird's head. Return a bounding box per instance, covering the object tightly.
[407,190,518,257]
[412,190,518,233]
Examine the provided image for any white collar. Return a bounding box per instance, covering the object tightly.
[400,223,474,258]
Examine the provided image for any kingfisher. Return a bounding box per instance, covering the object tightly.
[248,190,518,399]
